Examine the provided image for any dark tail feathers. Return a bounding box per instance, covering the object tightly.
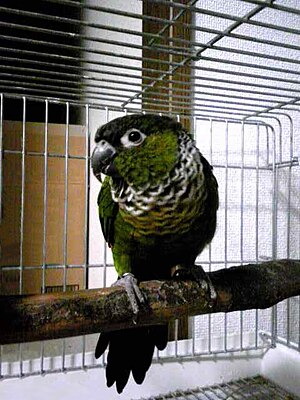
[95,325,168,393]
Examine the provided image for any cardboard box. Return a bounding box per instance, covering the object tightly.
[0,121,86,294]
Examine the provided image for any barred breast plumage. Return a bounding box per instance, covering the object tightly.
[110,132,207,236]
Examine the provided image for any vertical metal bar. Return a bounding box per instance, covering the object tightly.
[19,96,26,296]
[16,96,25,381]
[266,125,270,167]
[42,100,49,294]
[19,103,25,377]
[191,117,197,357]
[103,107,109,288]
[100,107,110,368]
[84,103,90,291]
[174,319,179,358]
[279,118,283,163]
[208,118,213,354]
[168,3,174,115]
[82,104,90,369]
[240,121,245,350]
[255,123,260,348]
[285,116,293,348]
[0,344,2,378]
[63,102,70,291]
[19,343,23,378]
[240,122,245,263]
[0,93,3,222]
[209,118,213,165]
[299,296,300,351]
[224,120,229,352]
[191,316,195,357]
[40,99,49,375]
[192,116,197,140]
[271,126,277,348]
[62,102,70,372]
[175,113,181,355]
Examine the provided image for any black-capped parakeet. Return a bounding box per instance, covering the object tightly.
[91,114,218,393]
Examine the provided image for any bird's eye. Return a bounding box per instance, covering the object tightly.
[121,128,146,148]
[128,130,142,143]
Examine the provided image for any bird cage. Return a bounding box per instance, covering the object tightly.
[0,1,299,399]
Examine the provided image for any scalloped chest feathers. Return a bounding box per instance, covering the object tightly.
[111,133,207,236]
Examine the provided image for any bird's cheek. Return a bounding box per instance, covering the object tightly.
[105,160,120,178]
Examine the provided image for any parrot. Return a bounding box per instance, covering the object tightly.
[91,114,219,394]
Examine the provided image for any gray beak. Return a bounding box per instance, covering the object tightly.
[91,140,118,181]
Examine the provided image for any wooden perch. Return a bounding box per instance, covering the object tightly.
[0,259,299,345]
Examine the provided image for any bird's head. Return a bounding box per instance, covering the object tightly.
[91,114,184,188]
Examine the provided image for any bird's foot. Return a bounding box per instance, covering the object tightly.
[173,265,217,308]
[112,273,147,322]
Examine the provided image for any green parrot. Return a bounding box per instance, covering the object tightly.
[91,114,218,393]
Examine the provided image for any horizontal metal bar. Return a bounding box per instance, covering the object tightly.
[7,63,294,100]
[141,0,300,36]
[0,47,300,88]
[0,33,192,61]
[0,92,285,122]
[1,7,297,79]
[0,48,300,94]
[0,71,134,94]
[198,55,300,78]
[1,77,279,110]
[0,91,274,126]
[193,66,300,87]
[3,150,86,160]
[247,97,300,118]
[0,93,261,119]
[198,42,300,67]
[0,79,135,102]
[142,93,300,117]
[0,24,300,69]
[36,0,300,37]
[141,96,262,112]
[1,55,299,101]
[261,332,300,351]
[0,16,194,51]
[5,255,294,272]
[1,66,297,106]
[0,263,115,271]
[0,261,260,271]
[0,92,139,113]
[2,11,300,57]
[0,343,268,381]
[0,84,134,106]
[239,0,300,16]
[6,152,295,171]
[1,77,282,109]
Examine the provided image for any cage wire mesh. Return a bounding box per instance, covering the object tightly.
[135,376,300,400]
[0,0,299,396]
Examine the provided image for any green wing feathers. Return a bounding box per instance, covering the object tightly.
[97,177,119,247]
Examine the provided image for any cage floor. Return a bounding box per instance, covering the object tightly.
[137,376,299,400]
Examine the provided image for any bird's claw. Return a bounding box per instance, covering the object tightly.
[173,265,217,308]
[112,272,146,322]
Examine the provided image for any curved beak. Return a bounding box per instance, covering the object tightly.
[91,140,118,181]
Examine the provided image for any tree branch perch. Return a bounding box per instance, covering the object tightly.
[0,259,299,345]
